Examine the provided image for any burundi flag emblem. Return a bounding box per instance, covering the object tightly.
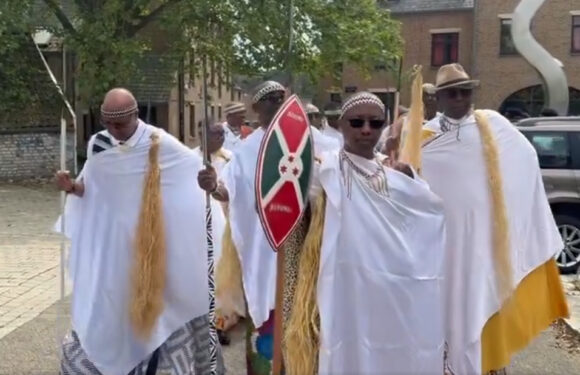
[255,95,314,250]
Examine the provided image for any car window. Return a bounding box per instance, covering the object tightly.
[524,132,571,169]
[570,132,580,169]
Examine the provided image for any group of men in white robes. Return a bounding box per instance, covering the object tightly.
[54,61,568,375]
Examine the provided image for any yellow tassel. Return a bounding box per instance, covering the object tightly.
[284,193,326,375]
[130,133,166,339]
[474,111,513,302]
[399,65,424,173]
[215,217,245,317]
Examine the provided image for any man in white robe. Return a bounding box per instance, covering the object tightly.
[321,101,344,146]
[285,92,447,375]
[222,102,247,150]
[307,102,341,153]
[193,122,242,345]
[421,64,568,375]
[55,88,224,375]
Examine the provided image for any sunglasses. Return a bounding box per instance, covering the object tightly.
[348,118,384,129]
[444,88,473,99]
[259,92,284,104]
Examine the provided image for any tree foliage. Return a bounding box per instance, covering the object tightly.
[0,0,402,110]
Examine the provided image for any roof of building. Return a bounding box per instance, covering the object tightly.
[382,0,474,14]
[125,54,176,104]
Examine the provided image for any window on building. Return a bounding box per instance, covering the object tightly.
[330,93,342,103]
[210,59,216,86]
[189,105,196,138]
[237,91,242,101]
[230,86,235,102]
[431,33,459,67]
[500,19,518,55]
[218,105,222,120]
[189,50,196,86]
[572,16,580,53]
[138,105,157,125]
[523,132,571,169]
[211,105,215,120]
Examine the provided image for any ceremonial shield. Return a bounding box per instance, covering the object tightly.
[255,95,313,250]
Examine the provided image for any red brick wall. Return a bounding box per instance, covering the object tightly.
[473,0,580,111]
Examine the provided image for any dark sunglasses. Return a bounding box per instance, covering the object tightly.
[444,88,472,99]
[260,92,284,104]
[348,118,384,129]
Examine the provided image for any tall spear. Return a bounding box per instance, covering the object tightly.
[272,1,295,374]
[200,54,219,375]
[32,35,77,358]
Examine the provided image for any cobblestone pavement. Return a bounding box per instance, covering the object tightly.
[1,183,579,374]
[0,183,67,340]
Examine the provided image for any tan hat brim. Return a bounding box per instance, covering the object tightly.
[436,79,480,92]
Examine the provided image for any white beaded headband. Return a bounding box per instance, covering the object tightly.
[340,92,385,119]
[224,103,246,115]
[100,104,138,119]
[252,81,286,103]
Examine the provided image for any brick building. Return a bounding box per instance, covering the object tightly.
[317,0,580,117]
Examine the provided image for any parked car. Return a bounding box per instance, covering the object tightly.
[517,117,580,273]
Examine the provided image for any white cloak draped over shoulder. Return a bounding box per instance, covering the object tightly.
[221,127,276,328]
[315,151,447,374]
[422,111,563,374]
[57,126,210,375]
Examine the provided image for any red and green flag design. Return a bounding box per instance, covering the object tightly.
[255,95,313,251]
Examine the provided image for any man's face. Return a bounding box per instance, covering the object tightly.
[339,103,385,156]
[199,124,225,154]
[101,114,139,141]
[308,113,322,129]
[326,115,340,129]
[253,91,285,127]
[437,87,473,120]
[227,112,246,128]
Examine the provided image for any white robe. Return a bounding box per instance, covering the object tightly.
[223,122,242,150]
[56,126,210,375]
[311,126,341,153]
[422,111,563,374]
[314,151,447,374]
[320,122,344,146]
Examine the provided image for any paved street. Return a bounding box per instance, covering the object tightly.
[1,183,579,374]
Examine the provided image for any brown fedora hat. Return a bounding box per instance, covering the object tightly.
[435,63,480,91]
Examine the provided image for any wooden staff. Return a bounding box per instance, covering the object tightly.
[32,35,77,358]
[201,55,219,375]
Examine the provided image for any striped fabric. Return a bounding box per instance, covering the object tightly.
[92,133,113,156]
[60,314,225,375]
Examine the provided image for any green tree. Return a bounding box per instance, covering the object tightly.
[1,0,402,111]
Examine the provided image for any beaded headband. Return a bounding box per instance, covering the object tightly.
[252,81,286,104]
[340,92,385,119]
[100,104,138,119]
[224,102,246,115]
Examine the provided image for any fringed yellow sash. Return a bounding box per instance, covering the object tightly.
[400,66,424,173]
[130,133,166,339]
[284,193,326,375]
[474,111,513,301]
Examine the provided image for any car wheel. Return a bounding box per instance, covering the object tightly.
[554,215,580,274]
